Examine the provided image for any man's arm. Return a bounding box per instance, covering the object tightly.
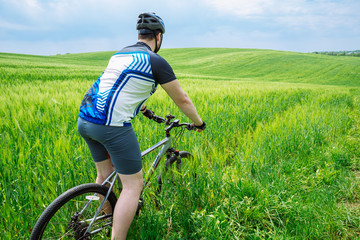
[160,79,203,127]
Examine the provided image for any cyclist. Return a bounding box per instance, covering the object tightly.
[77,12,206,240]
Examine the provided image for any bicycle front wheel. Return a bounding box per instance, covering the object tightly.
[30,183,117,240]
[156,151,193,192]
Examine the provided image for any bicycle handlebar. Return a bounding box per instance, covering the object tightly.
[151,114,194,132]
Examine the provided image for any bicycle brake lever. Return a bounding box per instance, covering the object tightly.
[166,114,175,120]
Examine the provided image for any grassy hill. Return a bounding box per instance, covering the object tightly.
[1,49,360,239]
[161,48,360,86]
[1,48,360,86]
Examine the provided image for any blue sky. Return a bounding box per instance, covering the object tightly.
[0,0,359,55]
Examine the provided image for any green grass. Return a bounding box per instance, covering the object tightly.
[1,49,360,239]
[161,48,360,86]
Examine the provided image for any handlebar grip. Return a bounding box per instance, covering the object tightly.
[142,109,154,119]
[186,124,195,131]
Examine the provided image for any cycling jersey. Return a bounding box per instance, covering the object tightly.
[79,42,176,126]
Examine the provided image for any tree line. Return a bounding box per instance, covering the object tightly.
[313,50,360,57]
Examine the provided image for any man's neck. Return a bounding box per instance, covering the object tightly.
[138,39,155,52]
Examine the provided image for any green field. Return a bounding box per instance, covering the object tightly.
[1,48,360,239]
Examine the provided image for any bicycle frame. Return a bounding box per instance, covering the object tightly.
[142,135,172,188]
[31,114,194,239]
[100,134,173,188]
[83,134,173,236]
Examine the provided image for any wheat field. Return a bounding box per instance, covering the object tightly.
[1,49,360,239]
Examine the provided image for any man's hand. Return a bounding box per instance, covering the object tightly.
[191,121,206,132]
[141,106,154,119]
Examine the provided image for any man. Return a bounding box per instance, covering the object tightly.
[77,12,206,239]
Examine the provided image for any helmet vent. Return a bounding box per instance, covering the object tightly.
[136,12,165,34]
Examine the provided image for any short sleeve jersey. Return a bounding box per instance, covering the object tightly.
[79,42,176,126]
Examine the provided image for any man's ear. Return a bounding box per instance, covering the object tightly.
[156,32,162,41]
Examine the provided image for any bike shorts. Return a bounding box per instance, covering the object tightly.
[77,117,142,175]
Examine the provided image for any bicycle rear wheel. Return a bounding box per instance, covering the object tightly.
[30,183,117,240]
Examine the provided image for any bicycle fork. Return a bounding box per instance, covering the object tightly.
[157,149,181,189]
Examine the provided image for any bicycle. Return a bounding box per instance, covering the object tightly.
[30,114,195,239]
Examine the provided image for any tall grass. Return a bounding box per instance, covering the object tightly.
[1,50,360,239]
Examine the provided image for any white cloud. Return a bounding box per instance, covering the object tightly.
[203,0,304,18]
[203,0,360,31]
[1,0,135,26]
[6,0,44,20]
[1,0,359,53]
[0,19,34,31]
[0,35,134,55]
[182,25,285,49]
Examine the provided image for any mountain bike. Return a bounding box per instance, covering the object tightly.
[30,114,195,239]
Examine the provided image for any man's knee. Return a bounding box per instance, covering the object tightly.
[119,170,143,192]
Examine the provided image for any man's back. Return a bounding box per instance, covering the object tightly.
[79,42,175,126]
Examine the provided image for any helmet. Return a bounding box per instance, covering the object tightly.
[136,12,165,34]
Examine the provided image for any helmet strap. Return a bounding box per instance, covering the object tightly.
[154,32,163,53]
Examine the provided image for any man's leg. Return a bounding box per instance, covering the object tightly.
[95,158,114,184]
[111,170,143,240]
[94,159,115,214]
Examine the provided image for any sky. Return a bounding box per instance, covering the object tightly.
[0,0,359,55]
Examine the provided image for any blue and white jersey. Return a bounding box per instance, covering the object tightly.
[79,42,176,126]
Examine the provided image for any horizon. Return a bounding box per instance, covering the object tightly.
[2,47,360,57]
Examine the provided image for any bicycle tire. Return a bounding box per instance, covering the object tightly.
[177,151,192,167]
[30,183,117,240]
[179,151,192,158]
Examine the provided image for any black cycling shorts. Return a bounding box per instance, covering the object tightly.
[77,117,142,175]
